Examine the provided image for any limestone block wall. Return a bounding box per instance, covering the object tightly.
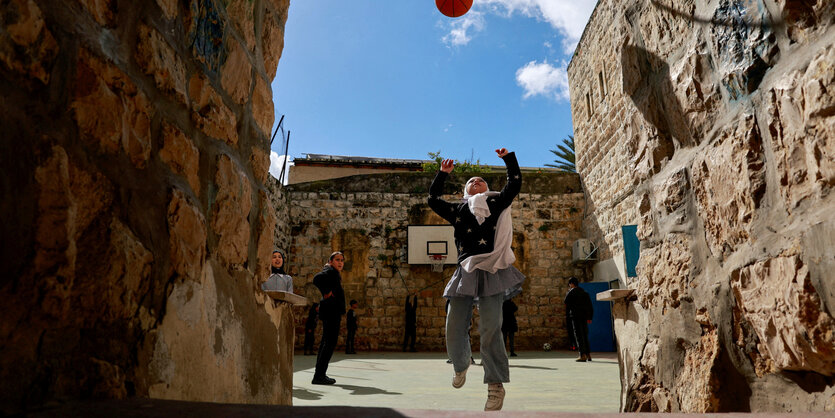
[0,0,292,412]
[269,172,587,352]
[568,0,835,412]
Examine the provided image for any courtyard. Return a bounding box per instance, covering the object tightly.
[292,351,621,413]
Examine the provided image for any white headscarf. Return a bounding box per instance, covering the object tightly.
[461,182,516,273]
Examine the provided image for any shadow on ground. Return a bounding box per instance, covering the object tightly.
[335,384,402,396]
[292,386,324,400]
[509,364,558,371]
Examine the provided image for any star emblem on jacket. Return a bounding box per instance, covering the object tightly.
[478,238,487,245]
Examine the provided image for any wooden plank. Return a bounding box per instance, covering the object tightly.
[596,289,634,301]
[264,290,309,306]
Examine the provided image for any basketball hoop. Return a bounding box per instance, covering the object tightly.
[430,254,446,273]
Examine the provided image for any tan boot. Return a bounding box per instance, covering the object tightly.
[485,383,505,411]
[575,354,587,362]
[452,366,468,388]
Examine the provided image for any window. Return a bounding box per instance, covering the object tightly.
[586,91,592,120]
[598,69,606,98]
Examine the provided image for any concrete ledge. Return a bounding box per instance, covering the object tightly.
[596,289,634,301]
[264,290,309,306]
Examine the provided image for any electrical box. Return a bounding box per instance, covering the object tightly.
[572,239,597,262]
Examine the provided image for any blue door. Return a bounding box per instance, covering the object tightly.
[579,282,615,352]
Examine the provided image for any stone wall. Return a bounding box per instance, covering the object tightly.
[0,0,292,413]
[268,171,587,352]
[568,0,835,412]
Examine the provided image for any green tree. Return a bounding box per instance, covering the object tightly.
[422,150,490,174]
[545,135,575,172]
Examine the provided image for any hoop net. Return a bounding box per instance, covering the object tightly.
[430,254,446,273]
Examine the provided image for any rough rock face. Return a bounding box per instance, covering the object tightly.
[569,0,835,412]
[732,256,835,376]
[0,0,292,413]
[692,114,766,258]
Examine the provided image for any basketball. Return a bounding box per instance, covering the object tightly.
[436,0,473,18]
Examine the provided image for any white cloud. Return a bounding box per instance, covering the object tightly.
[442,12,486,47]
[470,0,596,53]
[269,151,293,185]
[515,60,570,101]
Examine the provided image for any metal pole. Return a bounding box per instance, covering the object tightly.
[269,114,285,147]
[278,130,290,184]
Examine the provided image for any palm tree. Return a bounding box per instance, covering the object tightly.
[545,135,575,172]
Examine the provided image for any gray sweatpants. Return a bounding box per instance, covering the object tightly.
[446,292,509,384]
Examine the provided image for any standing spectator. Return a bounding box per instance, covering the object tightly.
[403,295,417,352]
[346,299,358,354]
[311,252,346,385]
[564,277,594,362]
[303,303,319,355]
[502,298,518,357]
[261,250,293,293]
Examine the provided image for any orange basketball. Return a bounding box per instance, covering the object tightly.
[436,0,473,18]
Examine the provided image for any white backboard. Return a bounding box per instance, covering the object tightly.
[407,225,458,265]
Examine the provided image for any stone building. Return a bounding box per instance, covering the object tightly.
[568,0,834,412]
[289,154,426,184]
[0,0,294,412]
[267,170,587,352]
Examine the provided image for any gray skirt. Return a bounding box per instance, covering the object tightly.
[443,265,525,299]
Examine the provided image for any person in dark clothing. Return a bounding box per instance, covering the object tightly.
[312,252,346,384]
[564,276,594,362]
[502,299,518,357]
[346,299,358,354]
[403,295,418,352]
[303,303,319,355]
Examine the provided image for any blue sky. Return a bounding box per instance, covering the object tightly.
[269,0,597,179]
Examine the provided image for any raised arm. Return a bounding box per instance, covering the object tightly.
[427,158,457,224]
[490,149,522,210]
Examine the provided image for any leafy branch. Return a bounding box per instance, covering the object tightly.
[545,135,576,173]
[422,150,490,174]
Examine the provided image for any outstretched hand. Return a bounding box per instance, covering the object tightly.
[440,159,454,173]
[495,148,509,158]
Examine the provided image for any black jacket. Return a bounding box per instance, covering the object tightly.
[347,309,357,331]
[313,265,346,319]
[427,152,522,264]
[564,286,594,322]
